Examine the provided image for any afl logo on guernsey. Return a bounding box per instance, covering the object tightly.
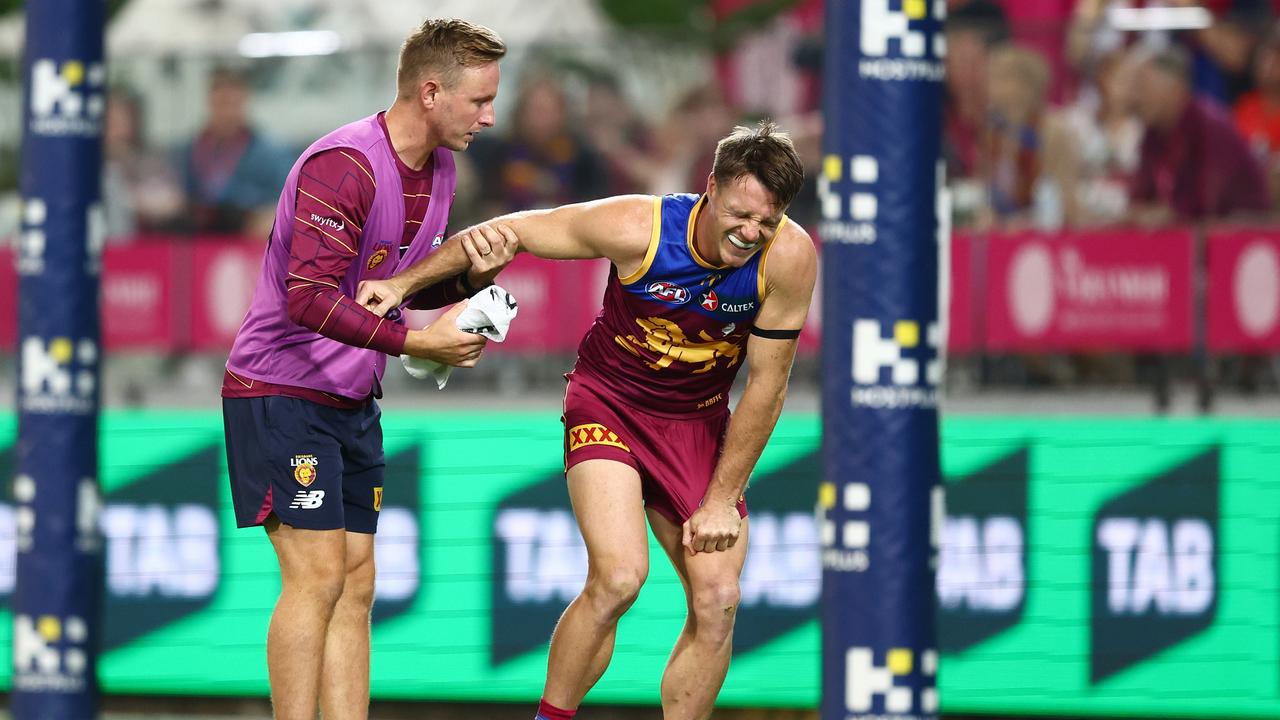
[648,281,691,305]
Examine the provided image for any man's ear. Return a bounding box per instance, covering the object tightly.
[705,172,717,198]
[420,79,442,109]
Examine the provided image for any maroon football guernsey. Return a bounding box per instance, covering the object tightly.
[571,193,786,417]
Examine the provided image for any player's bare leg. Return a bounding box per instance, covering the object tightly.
[264,517,348,720]
[541,459,650,709]
[319,531,377,719]
[648,510,749,720]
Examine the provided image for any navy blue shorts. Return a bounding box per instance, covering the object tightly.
[223,396,384,533]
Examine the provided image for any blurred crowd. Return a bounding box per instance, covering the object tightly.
[948,0,1280,230]
[101,67,295,241]
[99,61,823,244]
[1,0,1275,405]
[94,0,1280,246]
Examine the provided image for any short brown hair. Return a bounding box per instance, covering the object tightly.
[397,19,506,97]
[712,121,805,209]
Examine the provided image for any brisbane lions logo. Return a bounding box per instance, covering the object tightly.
[616,316,743,373]
[291,454,319,487]
[647,281,690,305]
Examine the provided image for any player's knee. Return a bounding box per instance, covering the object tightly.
[340,554,377,610]
[585,566,647,618]
[691,579,740,628]
[287,564,347,609]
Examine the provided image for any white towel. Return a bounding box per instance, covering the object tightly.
[401,285,519,389]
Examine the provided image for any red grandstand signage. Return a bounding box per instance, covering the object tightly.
[101,240,178,350]
[984,229,1194,352]
[1206,229,1280,353]
[1,243,180,351]
[947,232,978,353]
[189,239,264,351]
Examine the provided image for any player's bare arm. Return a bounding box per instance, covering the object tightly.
[398,239,514,366]
[357,195,656,316]
[354,230,516,318]
[683,222,817,555]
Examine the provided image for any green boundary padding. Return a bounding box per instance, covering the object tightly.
[0,413,1277,717]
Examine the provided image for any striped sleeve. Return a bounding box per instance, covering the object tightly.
[285,148,407,355]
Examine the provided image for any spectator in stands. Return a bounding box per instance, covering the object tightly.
[772,110,824,230]
[1069,0,1270,106]
[1175,0,1272,106]
[945,0,1011,225]
[647,84,735,195]
[1128,45,1269,224]
[1066,0,1125,81]
[980,44,1052,228]
[469,74,606,217]
[945,0,1011,179]
[1042,47,1143,226]
[177,68,292,237]
[1234,24,1280,207]
[103,88,183,240]
[582,73,658,196]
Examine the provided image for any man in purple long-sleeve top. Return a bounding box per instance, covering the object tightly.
[221,20,512,719]
[1129,44,1270,224]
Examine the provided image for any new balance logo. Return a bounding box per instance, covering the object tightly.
[290,490,326,510]
[846,646,938,714]
[30,58,105,137]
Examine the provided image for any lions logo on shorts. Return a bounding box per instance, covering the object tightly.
[291,454,319,487]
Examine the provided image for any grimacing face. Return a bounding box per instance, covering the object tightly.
[705,173,785,268]
[427,61,500,152]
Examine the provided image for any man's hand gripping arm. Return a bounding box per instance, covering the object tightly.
[355,195,658,316]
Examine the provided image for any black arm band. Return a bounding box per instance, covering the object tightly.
[458,271,478,297]
[750,326,802,340]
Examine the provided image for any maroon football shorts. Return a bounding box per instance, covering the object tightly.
[561,373,747,525]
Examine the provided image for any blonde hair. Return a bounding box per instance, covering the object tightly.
[397,19,506,97]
